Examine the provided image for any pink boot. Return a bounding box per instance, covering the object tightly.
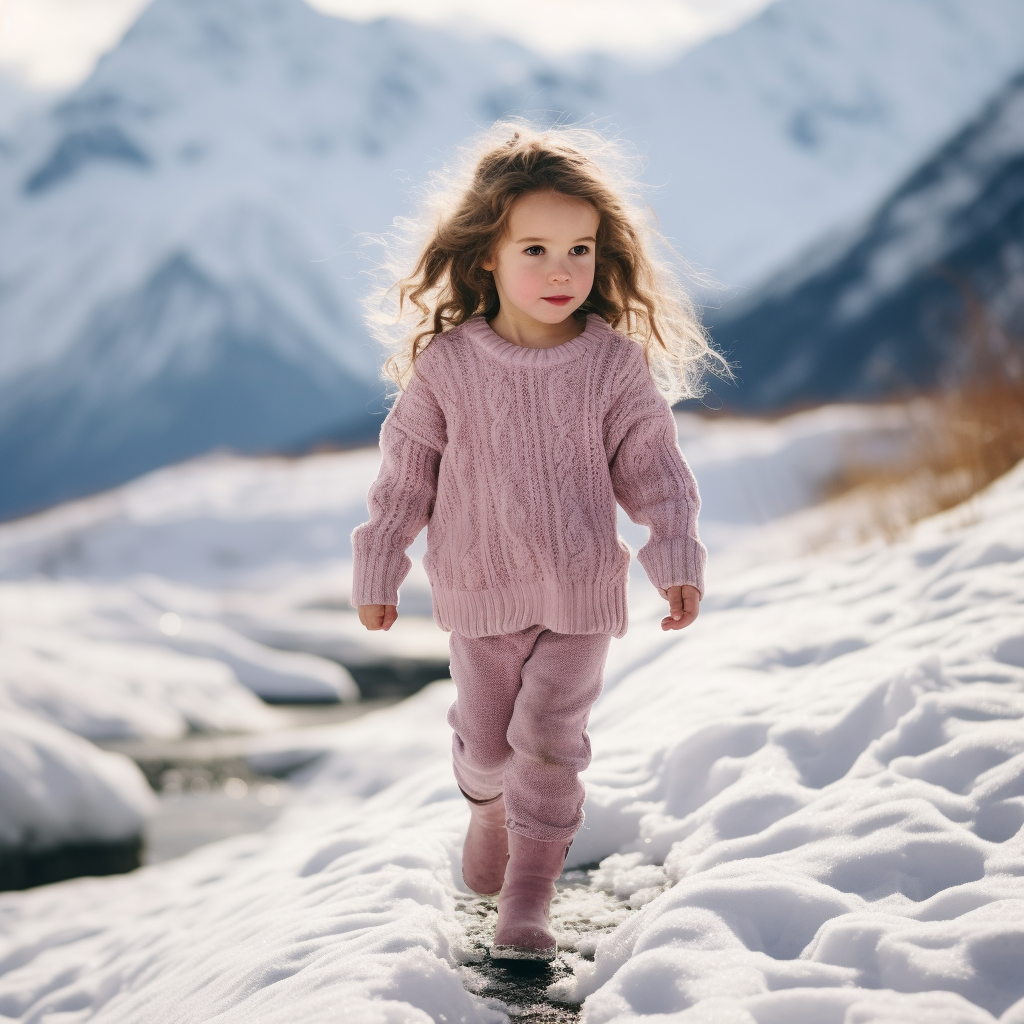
[461,792,509,896]
[492,831,569,961]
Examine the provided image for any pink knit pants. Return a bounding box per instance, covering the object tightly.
[447,624,612,844]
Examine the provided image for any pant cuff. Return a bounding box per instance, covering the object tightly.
[506,814,582,845]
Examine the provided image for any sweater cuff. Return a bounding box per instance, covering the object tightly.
[350,545,411,608]
[638,537,706,600]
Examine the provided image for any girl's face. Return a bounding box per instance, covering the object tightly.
[481,189,599,329]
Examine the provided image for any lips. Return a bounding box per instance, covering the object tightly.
[542,296,573,305]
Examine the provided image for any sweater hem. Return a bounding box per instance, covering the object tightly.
[431,578,629,639]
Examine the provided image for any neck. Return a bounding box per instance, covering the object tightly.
[486,307,585,349]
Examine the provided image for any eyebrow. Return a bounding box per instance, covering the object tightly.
[514,236,597,244]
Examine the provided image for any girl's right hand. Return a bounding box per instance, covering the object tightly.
[358,604,398,631]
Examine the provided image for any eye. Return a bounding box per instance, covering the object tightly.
[524,245,544,256]
[570,245,591,256]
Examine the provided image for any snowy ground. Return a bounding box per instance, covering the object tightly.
[3,404,1022,1022]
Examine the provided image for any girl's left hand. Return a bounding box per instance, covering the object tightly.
[661,585,700,631]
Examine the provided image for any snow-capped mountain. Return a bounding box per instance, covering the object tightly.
[710,69,1024,410]
[4,0,1024,518]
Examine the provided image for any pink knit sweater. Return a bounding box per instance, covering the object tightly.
[350,313,706,639]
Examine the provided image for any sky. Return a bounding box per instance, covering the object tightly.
[0,0,776,90]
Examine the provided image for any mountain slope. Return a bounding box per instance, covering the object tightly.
[4,0,1024,517]
[710,69,1024,410]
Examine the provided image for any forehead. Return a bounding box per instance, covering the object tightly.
[508,190,599,233]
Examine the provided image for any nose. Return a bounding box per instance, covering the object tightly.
[549,260,571,283]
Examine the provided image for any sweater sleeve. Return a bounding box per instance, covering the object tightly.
[604,347,707,599]
[350,370,447,608]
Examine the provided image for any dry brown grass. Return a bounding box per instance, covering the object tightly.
[822,291,1024,543]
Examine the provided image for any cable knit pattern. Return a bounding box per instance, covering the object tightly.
[350,313,706,639]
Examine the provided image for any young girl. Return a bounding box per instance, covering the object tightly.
[350,123,722,960]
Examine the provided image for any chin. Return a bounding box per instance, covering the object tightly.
[534,306,580,322]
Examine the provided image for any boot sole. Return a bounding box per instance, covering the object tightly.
[490,943,557,963]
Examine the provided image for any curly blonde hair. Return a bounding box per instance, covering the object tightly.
[363,120,729,404]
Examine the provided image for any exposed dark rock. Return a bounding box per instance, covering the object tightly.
[0,838,143,891]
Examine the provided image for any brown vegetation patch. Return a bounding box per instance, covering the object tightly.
[822,291,1024,542]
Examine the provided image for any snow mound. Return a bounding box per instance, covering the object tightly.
[0,712,156,851]
[0,767,499,1022]
[0,445,441,662]
[0,451,384,734]
[0,618,280,740]
[0,444,436,736]
[0,449,380,591]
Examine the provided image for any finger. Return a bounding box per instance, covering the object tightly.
[667,586,684,621]
[661,591,699,630]
[382,605,398,630]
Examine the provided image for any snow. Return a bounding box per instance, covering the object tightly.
[0,577,358,737]
[1,408,1022,1021]
[245,680,457,792]
[0,451,394,731]
[551,463,1024,1019]
[0,712,156,851]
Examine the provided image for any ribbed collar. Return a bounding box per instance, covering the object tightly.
[464,313,608,366]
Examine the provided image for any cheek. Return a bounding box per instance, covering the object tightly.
[505,262,547,296]
[578,259,597,292]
